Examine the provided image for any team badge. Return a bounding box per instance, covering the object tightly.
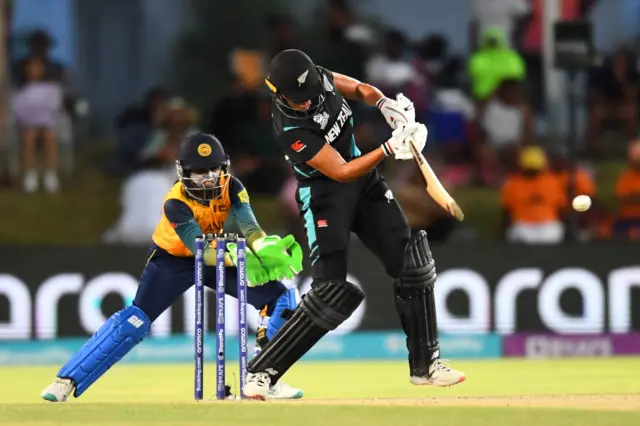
[313,111,330,130]
[197,143,212,157]
[238,188,250,203]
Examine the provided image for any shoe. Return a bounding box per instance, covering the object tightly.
[242,372,270,401]
[23,171,38,193]
[410,359,466,387]
[44,171,60,194]
[267,381,304,400]
[41,378,75,402]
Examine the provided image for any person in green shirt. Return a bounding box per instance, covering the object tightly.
[469,27,526,102]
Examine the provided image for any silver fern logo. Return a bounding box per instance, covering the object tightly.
[297,69,309,86]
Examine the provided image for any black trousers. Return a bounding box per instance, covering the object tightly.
[296,169,411,281]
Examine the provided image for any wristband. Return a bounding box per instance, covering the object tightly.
[381,141,393,157]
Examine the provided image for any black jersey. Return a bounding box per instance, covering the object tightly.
[272,67,360,181]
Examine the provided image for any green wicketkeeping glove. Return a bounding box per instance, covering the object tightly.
[252,234,303,282]
[227,242,270,287]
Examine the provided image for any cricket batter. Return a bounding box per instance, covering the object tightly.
[242,49,465,399]
[41,133,305,401]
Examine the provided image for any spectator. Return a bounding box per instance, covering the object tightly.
[11,57,63,193]
[230,49,266,92]
[611,140,640,239]
[105,87,167,177]
[12,29,80,185]
[103,97,198,245]
[115,87,167,131]
[587,46,638,156]
[418,34,460,88]
[477,78,534,183]
[313,0,372,81]
[140,97,199,169]
[549,148,596,200]
[549,148,603,238]
[469,0,531,49]
[12,30,64,87]
[101,167,175,245]
[468,27,526,105]
[426,55,476,171]
[501,146,567,244]
[326,0,376,47]
[207,77,259,151]
[231,92,288,195]
[364,29,428,114]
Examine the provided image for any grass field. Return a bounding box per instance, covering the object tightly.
[1,358,639,425]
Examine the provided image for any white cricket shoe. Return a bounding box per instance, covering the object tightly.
[23,171,38,194]
[242,372,270,401]
[41,378,75,402]
[267,381,304,400]
[43,171,60,194]
[410,359,466,387]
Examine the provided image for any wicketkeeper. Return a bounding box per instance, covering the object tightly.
[41,133,305,401]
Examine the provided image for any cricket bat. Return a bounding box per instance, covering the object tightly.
[407,137,464,222]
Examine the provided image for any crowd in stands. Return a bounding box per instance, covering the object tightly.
[6,0,640,245]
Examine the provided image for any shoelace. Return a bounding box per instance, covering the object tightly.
[432,359,452,371]
[248,373,269,386]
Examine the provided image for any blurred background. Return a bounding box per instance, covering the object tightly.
[0,0,639,363]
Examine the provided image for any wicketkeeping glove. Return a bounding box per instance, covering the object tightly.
[252,234,304,282]
[227,242,270,287]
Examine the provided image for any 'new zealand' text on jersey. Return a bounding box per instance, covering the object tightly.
[272,67,361,181]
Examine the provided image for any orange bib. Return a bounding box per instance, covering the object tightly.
[152,180,231,256]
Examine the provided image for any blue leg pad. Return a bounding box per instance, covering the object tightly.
[58,305,150,397]
[267,287,300,340]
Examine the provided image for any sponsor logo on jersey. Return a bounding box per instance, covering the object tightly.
[317,219,328,227]
[291,140,306,153]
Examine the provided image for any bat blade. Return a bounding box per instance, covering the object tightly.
[407,137,464,222]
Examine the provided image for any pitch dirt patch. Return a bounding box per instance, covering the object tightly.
[266,395,640,411]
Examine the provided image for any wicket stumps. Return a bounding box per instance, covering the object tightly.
[194,234,249,401]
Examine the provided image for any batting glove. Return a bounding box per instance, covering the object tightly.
[381,122,420,160]
[377,93,415,130]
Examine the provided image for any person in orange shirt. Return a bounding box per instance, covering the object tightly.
[501,146,567,243]
[549,149,605,235]
[613,140,640,238]
[41,134,305,402]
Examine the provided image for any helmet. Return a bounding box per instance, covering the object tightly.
[176,133,230,201]
[265,49,326,117]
